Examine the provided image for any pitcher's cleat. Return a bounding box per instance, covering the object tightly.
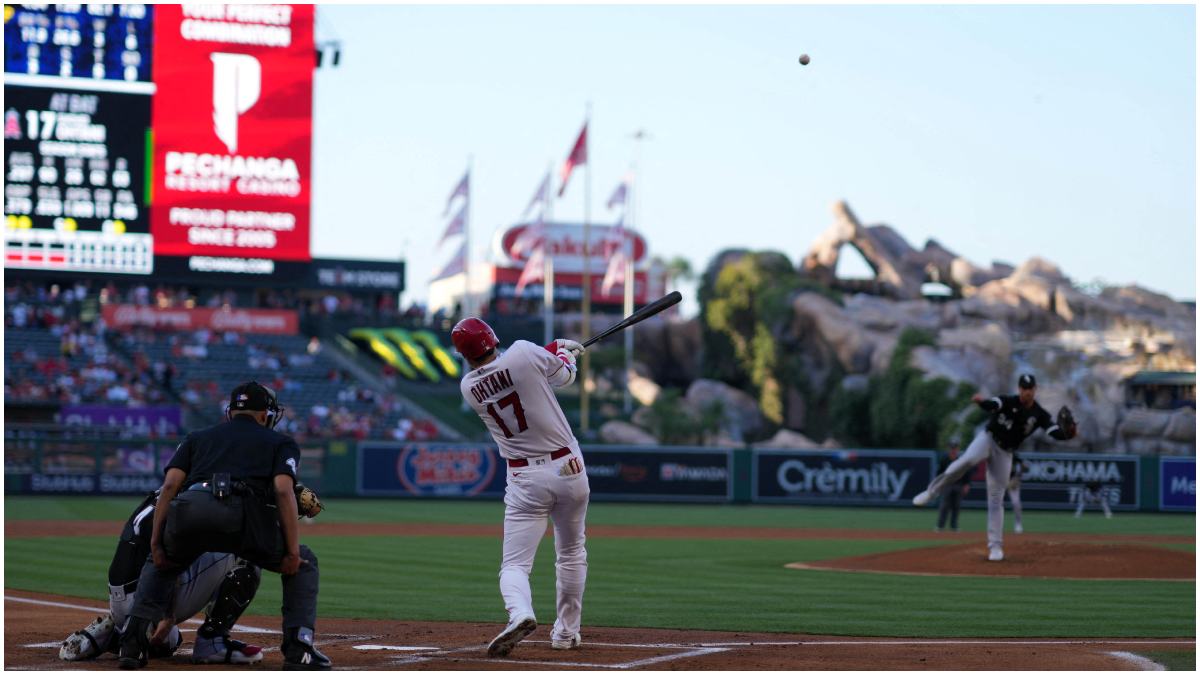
[487,615,537,658]
[912,490,933,507]
[987,546,1005,562]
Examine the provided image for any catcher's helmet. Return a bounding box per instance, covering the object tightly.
[451,317,499,361]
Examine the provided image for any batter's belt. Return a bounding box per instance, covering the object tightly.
[507,447,572,468]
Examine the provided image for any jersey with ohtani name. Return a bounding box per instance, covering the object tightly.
[461,340,578,460]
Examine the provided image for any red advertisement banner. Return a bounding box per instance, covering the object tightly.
[102,304,299,334]
[150,4,314,262]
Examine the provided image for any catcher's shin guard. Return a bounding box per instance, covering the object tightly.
[198,560,261,638]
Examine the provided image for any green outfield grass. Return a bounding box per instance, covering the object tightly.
[4,497,1194,639]
[6,497,1196,536]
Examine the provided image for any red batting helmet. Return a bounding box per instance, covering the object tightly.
[451,317,499,360]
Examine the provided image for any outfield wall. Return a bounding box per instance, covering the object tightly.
[4,439,1193,513]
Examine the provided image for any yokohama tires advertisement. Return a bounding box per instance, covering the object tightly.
[151,5,313,262]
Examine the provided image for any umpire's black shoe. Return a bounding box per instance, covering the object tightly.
[282,627,332,670]
[117,618,150,670]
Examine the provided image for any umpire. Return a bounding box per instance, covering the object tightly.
[118,382,329,670]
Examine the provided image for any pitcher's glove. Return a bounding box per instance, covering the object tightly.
[1056,406,1078,440]
[294,482,325,519]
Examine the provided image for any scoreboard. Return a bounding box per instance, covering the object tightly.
[4,4,153,82]
[3,3,313,278]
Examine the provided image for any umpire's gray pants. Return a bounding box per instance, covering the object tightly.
[924,430,1013,550]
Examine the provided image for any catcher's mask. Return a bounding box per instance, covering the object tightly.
[226,381,285,429]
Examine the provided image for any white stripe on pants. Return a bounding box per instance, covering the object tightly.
[924,430,1013,550]
[499,452,590,641]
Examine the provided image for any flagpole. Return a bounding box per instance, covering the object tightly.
[623,171,635,415]
[543,163,555,345]
[580,104,592,434]
[625,131,648,414]
[463,155,473,319]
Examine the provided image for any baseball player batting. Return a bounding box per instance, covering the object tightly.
[452,317,589,657]
[913,373,1077,561]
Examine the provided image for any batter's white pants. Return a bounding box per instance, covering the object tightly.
[923,431,1013,550]
[499,450,590,642]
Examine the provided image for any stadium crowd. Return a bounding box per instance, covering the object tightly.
[5,282,444,443]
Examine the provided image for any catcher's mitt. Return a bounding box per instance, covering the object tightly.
[1056,405,1078,439]
[294,482,325,519]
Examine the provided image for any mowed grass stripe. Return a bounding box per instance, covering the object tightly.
[5,497,1195,537]
[5,535,1192,638]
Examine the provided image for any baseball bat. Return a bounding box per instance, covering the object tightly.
[581,291,682,349]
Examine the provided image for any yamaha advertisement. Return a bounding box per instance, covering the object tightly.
[358,442,505,498]
[1159,457,1196,512]
[965,452,1141,510]
[583,447,733,502]
[753,449,936,505]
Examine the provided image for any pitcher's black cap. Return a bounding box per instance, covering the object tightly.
[1018,373,1037,389]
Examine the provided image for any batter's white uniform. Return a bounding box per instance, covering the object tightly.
[461,340,589,643]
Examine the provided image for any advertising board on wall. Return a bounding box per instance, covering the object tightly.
[60,405,182,437]
[964,452,1141,510]
[150,4,314,268]
[583,447,732,502]
[102,304,298,334]
[753,449,936,505]
[1160,457,1195,512]
[17,472,164,495]
[357,444,733,502]
[358,442,506,498]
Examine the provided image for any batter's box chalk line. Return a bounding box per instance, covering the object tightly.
[389,640,730,670]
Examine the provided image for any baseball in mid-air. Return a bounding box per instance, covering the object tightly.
[799,54,810,65]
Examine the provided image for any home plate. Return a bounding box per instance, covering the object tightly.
[23,642,63,649]
[353,645,440,652]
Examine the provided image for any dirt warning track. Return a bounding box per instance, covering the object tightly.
[5,591,1192,670]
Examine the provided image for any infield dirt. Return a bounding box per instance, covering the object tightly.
[5,591,1193,670]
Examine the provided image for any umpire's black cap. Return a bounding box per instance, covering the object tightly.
[1018,373,1037,389]
[229,381,276,412]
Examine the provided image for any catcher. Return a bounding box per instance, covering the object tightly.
[59,482,324,664]
[913,374,1076,561]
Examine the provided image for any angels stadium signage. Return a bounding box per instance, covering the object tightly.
[494,222,648,273]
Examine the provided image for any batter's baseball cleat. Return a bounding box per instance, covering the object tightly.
[59,614,115,661]
[487,615,537,658]
[987,546,1004,562]
[1014,523,1024,534]
[282,627,332,670]
[192,634,264,665]
[912,490,933,507]
[551,634,582,650]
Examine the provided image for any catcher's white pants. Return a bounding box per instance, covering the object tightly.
[499,450,590,641]
[924,431,1013,550]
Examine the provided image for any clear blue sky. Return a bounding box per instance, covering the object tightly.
[309,4,1196,314]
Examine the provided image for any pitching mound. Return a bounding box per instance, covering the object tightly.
[787,538,1195,581]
